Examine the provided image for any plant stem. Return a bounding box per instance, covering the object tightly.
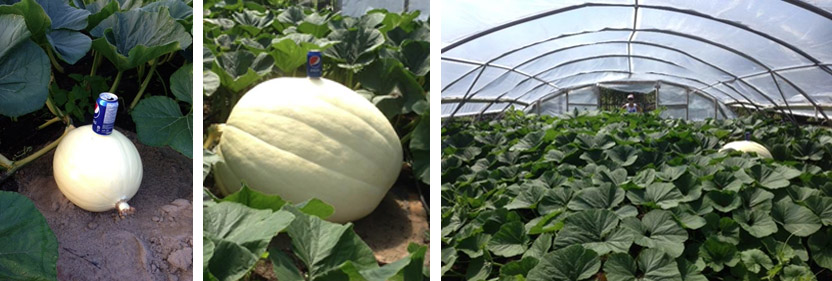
[37,117,61,130]
[204,124,225,149]
[109,70,124,93]
[90,51,100,76]
[45,47,65,73]
[129,60,158,111]
[0,154,12,169]
[45,95,65,119]
[0,125,74,183]
[346,70,354,89]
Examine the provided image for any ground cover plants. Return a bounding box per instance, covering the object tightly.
[0,0,192,278]
[441,109,832,280]
[202,1,429,280]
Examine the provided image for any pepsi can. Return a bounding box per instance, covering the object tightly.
[93,92,118,135]
[306,50,322,78]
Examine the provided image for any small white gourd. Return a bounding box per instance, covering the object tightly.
[53,125,143,215]
[215,77,402,223]
[719,140,773,159]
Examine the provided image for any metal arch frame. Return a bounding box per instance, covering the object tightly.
[441,28,826,120]
[529,80,728,119]
[440,29,772,112]
[440,3,832,120]
[444,42,784,117]
[440,62,734,120]
[443,2,832,75]
[517,44,798,121]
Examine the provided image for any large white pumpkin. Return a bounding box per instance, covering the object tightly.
[216,77,403,223]
[719,140,773,159]
[53,125,143,214]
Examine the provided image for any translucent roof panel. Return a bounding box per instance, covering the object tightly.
[492,31,632,68]
[658,84,687,105]
[444,6,634,62]
[641,0,832,63]
[442,0,832,121]
[441,60,478,89]
[599,82,656,93]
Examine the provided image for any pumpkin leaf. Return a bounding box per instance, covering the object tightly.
[0,191,58,280]
[90,8,191,71]
[131,96,193,158]
[203,202,294,281]
[0,20,49,117]
[526,245,600,281]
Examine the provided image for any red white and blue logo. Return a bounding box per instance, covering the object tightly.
[308,55,321,66]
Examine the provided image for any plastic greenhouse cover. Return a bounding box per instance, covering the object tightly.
[441,0,832,121]
[341,0,429,19]
[599,82,656,93]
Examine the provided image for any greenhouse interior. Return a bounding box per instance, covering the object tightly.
[440,0,832,122]
[441,1,832,280]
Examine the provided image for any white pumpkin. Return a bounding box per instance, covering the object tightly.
[53,125,142,214]
[216,77,403,223]
[719,140,773,159]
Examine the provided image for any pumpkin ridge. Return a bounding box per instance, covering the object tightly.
[223,124,382,188]
[302,88,400,151]
[233,108,390,172]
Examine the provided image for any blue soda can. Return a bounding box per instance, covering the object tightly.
[93,92,118,135]
[306,50,322,78]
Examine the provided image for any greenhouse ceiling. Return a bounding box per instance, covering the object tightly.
[440,0,832,121]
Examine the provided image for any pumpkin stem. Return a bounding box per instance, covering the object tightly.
[116,201,135,217]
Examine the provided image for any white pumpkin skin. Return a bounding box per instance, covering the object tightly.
[719,141,773,159]
[217,77,403,223]
[53,125,143,212]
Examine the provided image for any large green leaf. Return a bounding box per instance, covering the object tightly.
[131,96,193,158]
[139,0,193,21]
[699,237,739,272]
[605,145,639,167]
[771,198,821,237]
[231,9,273,35]
[0,0,50,41]
[704,190,741,213]
[323,26,384,71]
[0,191,58,280]
[553,209,633,255]
[203,202,294,281]
[90,8,191,71]
[732,208,777,238]
[486,221,528,257]
[284,207,377,280]
[410,114,429,184]
[269,37,318,74]
[626,182,684,209]
[37,0,91,64]
[221,184,287,212]
[747,164,802,190]
[400,40,429,76]
[526,245,600,281]
[604,249,681,281]
[0,15,49,117]
[621,210,687,258]
[739,249,773,274]
[567,184,625,211]
[170,63,192,104]
[212,49,273,92]
[808,228,832,270]
[804,196,832,226]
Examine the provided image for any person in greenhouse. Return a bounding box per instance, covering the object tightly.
[622,94,640,113]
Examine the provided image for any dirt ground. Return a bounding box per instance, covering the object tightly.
[9,129,193,281]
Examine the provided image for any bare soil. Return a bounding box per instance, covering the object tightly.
[11,128,193,281]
